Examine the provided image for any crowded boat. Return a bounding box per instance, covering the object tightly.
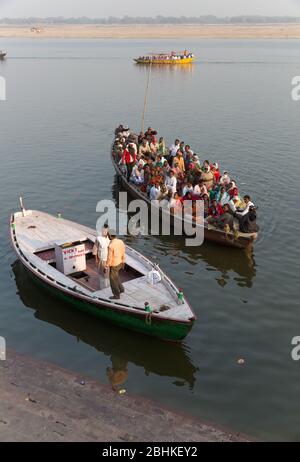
[134,51,195,64]
[112,125,259,245]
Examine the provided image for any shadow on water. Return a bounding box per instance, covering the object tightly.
[111,176,257,289]
[11,260,198,390]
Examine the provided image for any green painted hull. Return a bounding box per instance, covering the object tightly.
[27,266,192,342]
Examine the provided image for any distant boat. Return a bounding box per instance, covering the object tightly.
[134,51,195,65]
[0,51,7,60]
[10,204,196,342]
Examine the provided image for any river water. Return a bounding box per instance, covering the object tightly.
[0,38,300,441]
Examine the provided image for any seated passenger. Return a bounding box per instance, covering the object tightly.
[165,170,177,194]
[201,161,215,190]
[210,204,234,230]
[173,151,185,172]
[130,163,144,185]
[158,137,167,156]
[150,136,159,155]
[182,181,194,197]
[227,181,239,198]
[218,186,231,207]
[219,171,231,186]
[149,183,161,201]
[212,162,220,183]
[236,206,259,233]
[208,199,224,220]
[169,139,180,164]
[235,195,255,217]
[228,196,242,213]
[139,139,151,158]
[193,180,208,198]
[155,155,166,167]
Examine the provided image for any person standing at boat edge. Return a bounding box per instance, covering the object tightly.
[105,230,126,300]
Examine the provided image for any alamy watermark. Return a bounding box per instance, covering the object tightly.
[292,76,300,101]
[95,192,205,247]
[0,76,6,101]
[0,336,6,361]
[291,336,300,361]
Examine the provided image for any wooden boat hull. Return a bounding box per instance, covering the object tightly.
[134,57,194,65]
[111,151,257,250]
[9,213,194,342]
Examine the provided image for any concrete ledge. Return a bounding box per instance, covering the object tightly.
[0,351,250,442]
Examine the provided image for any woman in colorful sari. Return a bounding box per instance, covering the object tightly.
[201,161,215,190]
[218,186,231,207]
[158,137,167,157]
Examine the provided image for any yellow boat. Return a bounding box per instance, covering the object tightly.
[134,51,195,65]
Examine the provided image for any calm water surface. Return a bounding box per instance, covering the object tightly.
[0,38,300,441]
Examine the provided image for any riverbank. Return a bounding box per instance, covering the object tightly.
[0,350,250,442]
[0,23,300,39]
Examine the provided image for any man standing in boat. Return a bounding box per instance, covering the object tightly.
[94,225,110,290]
[105,230,126,300]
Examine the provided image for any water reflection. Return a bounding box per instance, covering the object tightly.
[12,260,198,390]
[106,356,128,391]
[134,62,195,77]
[112,177,257,288]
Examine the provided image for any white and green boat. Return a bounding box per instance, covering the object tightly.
[10,205,196,342]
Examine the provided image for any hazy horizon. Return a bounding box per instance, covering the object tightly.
[0,0,300,19]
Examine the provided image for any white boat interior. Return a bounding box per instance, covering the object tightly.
[11,210,195,321]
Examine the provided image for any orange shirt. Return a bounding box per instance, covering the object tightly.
[107,239,126,268]
[174,155,185,172]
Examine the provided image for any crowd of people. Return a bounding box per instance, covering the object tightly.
[113,125,259,234]
[137,51,194,62]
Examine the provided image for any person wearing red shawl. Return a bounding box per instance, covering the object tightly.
[121,145,136,180]
[208,199,224,220]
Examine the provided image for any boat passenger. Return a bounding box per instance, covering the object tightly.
[182,181,194,197]
[130,163,144,185]
[184,144,194,159]
[165,170,177,194]
[158,137,167,156]
[173,151,185,172]
[193,180,208,198]
[106,230,126,301]
[169,139,180,165]
[228,196,241,213]
[201,162,215,190]
[227,181,239,198]
[139,139,151,158]
[212,162,220,183]
[210,204,234,231]
[94,225,111,290]
[208,200,224,220]
[121,145,136,181]
[149,183,161,201]
[219,171,231,186]
[236,206,259,233]
[235,195,254,217]
[150,136,159,155]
